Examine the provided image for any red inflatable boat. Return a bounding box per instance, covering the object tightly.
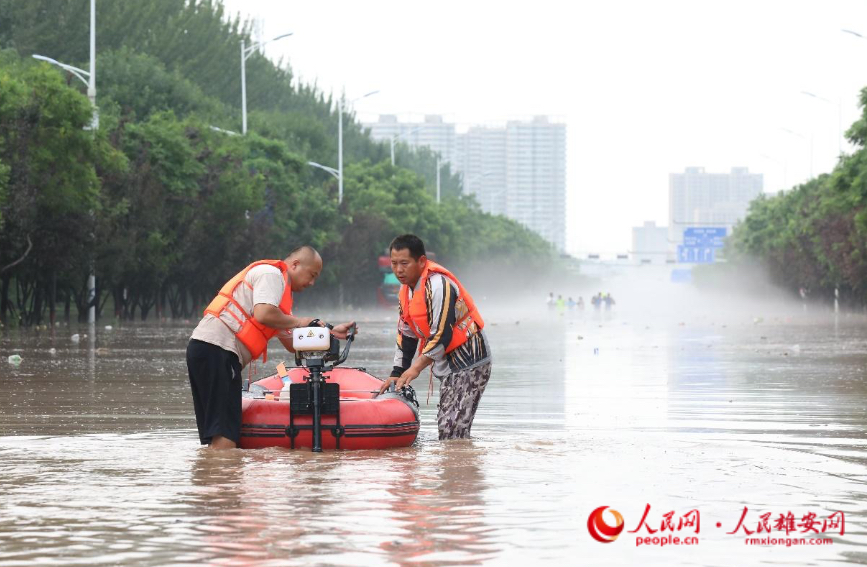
[241,367,420,450]
[240,324,420,451]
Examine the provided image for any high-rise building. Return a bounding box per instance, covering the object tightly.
[668,167,763,251]
[364,114,567,251]
[457,126,507,216]
[504,117,567,251]
[363,114,458,167]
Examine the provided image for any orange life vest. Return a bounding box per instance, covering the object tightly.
[203,260,293,362]
[398,261,484,354]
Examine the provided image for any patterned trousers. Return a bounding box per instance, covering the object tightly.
[436,361,492,440]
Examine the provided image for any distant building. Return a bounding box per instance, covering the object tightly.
[363,114,458,167]
[668,167,763,254]
[632,221,669,264]
[503,117,567,251]
[457,126,507,216]
[363,114,567,251]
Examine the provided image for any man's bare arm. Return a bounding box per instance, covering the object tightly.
[252,304,314,330]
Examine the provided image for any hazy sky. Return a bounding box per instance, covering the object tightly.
[222,0,867,255]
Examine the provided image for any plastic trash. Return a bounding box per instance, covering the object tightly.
[70,334,80,343]
[104,325,113,331]
[7,354,22,366]
[48,348,57,355]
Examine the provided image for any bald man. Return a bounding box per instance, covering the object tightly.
[186,246,355,449]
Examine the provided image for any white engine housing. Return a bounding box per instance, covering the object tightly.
[293,326,331,351]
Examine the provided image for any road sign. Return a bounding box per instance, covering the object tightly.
[682,227,726,248]
[677,245,717,264]
[679,227,726,263]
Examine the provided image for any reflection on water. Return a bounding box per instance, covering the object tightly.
[2,305,867,565]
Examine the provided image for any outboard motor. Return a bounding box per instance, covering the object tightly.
[288,321,356,452]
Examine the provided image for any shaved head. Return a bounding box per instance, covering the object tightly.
[286,245,321,265]
[285,246,322,292]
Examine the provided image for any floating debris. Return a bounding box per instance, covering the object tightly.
[7,354,22,366]
[70,334,80,343]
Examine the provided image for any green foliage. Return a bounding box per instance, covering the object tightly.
[97,48,229,123]
[0,5,552,324]
[730,85,867,305]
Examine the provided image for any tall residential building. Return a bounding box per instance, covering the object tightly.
[364,114,567,251]
[504,117,567,251]
[457,126,507,216]
[363,114,458,167]
[632,221,669,264]
[668,167,763,249]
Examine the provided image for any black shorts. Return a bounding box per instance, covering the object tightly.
[186,339,243,445]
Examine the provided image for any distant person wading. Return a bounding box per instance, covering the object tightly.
[378,234,493,440]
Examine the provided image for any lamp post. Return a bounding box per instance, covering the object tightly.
[32,0,98,323]
[337,90,378,204]
[781,127,813,179]
[241,32,293,134]
[390,127,423,166]
[758,153,787,189]
[434,155,453,204]
[436,156,442,204]
[307,161,341,180]
[801,91,843,158]
[463,171,494,210]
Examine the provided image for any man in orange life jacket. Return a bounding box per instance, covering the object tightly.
[186,246,355,449]
[378,234,492,439]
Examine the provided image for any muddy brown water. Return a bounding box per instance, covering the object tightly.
[1,305,867,566]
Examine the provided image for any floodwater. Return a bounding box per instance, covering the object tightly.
[2,299,867,566]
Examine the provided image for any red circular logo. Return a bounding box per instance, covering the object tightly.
[588,506,625,543]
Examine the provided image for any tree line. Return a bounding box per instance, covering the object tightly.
[0,1,553,326]
[725,87,867,308]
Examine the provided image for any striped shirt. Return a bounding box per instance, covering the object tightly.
[391,272,491,379]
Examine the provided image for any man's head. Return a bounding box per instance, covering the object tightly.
[284,245,322,292]
[389,234,427,288]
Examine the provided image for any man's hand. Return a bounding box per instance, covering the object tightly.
[291,316,323,329]
[376,369,418,395]
[377,377,397,396]
[396,367,421,389]
[377,354,433,395]
[331,321,356,340]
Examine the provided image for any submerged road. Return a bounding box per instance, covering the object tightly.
[1,302,866,566]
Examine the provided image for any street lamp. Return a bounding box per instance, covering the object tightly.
[390,127,422,166]
[780,127,813,179]
[436,156,443,204]
[758,153,787,189]
[241,32,293,135]
[31,0,98,324]
[462,171,494,210]
[307,161,340,179]
[209,125,239,136]
[434,155,454,204]
[337,90,378,204]
[801,90,843,158]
